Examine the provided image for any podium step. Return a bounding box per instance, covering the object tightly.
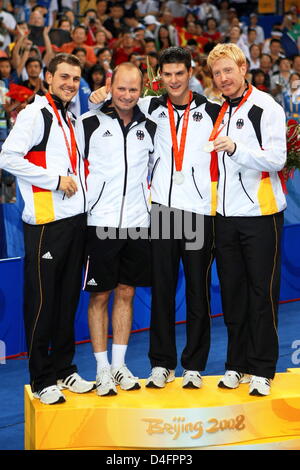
[25,369,300,450]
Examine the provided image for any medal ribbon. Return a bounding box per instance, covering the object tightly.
[208,84,253,142]
[46,93,77,175]
[167,91,193,173]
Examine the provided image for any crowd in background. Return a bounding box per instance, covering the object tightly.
[1,0,300,201]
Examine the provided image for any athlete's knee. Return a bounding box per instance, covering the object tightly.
[115,283,135,302]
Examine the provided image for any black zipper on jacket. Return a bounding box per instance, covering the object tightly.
[222,105,233,216]
[191,167,203,199]
[141,183,150,214]
[76,142,87,212]
[150,157,160,185]
[239,172,255,203]
[89,181,106,215]
[118,121,141,228]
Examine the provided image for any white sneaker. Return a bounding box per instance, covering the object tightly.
[96,367,117,396]
[218,370,251,389]
[249,376,271,396]
[33,385,66,405]
[57,372,95,393]
[182,370,202,389]
[112,365,141,391]
[145,367,175,388]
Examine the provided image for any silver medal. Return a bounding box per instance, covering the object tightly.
[173,171,185,185]
[203,141,214,152]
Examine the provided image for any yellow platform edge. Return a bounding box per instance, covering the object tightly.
[25,369,300,450]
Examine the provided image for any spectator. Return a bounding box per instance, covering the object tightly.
[60,25,97,66]
[242,27,258,60]
[270,56,291,105]
[103,3,125,38]
[93,29,108,55]
[282,72,300,122]
[0,0,17,50]
[57,16,72,32]
[249,43,261,70]
[243,13,265,46]
[129,50,145,69]
[259,53,272,89]
[124,0,139,19]
[189,59,203,93]
[0,56,18,88]
[72,46,90,82]
[87,63,106,90]
[156,24,172,50]
[96,46,113,76]
[113,31,144,66]
[95,0,109,23]
[251,68,270,93]
[203,17,221,44]
[158,9,179,46]
[144,37,157,54]
[143,14,160,40]
[218,1,231,36]
[165,0,187,26]
[21,57,48,97]
[136,0,159,19]
[292,55,300,75]
[262,28,282,55]
[198,0,221,24]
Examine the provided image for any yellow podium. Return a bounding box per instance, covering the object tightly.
[25,370,300,450]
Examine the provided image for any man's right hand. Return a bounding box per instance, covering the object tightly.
[59,176,78,198]
[89,77,111,104]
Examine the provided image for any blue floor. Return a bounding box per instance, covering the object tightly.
[0,301,299,450]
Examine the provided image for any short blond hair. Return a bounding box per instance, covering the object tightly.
[207,43,246,73]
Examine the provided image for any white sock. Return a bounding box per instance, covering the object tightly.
[111,344,127,370]
[94,351,110,375]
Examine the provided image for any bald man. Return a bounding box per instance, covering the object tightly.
[76,63,156,396]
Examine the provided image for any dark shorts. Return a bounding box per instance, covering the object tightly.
[83,226,151,292]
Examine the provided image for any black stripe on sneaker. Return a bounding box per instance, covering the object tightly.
[65,375,74,386]
[69,379,76,387]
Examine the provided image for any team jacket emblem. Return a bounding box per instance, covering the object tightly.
[103,130,113,137]
[136,130,145,140]
[158,111,167,118]
[236,119,244,129]
[193,112,202,121]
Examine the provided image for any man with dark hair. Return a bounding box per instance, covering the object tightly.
[89,46,220,389]
[21,57,48,96]
[61,26,97,66]
[0,53,94,405]
[77,62,155,396]
[103,3,125,38]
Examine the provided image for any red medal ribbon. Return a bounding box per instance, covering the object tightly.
[46,93,77,175]
[167,91,193,173]
[209,84,253,142]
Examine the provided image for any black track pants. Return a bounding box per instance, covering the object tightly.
[149,204,215,371]
[23,213,87,393]
[215,212,284,379]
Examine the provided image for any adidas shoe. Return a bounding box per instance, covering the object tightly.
[33,385,66,405]
[96,367,117,396]
[145,367,175,388]
[182,370,202,389]
[57,372,95,393]
[112,365,141,391]
[218,370,250,389]
[249,376,271,396]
